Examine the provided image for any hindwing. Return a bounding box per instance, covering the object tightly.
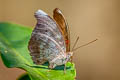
[28,10,66,64]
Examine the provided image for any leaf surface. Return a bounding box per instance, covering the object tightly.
[0,22,76,80]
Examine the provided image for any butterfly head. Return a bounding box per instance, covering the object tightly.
[67,52,73,57]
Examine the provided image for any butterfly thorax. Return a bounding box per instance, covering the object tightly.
[49,52,73,69]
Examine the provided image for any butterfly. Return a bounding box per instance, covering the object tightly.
[28,8,97,70]
[28,8,73,70]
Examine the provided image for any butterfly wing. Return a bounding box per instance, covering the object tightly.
[28,10,66,64]
[53,8,70,52]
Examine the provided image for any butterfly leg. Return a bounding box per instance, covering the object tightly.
[64,63,66,74]
[47,61,55,72]
[47,65,52,72]
[47,68,52,72]
[70,56,73,63]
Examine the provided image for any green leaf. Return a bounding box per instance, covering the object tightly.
[0,22,76,80]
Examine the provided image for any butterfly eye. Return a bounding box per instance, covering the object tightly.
[45,30,48,32]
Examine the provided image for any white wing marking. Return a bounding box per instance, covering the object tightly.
[35,10,48,16]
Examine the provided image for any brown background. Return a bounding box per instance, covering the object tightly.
[0,0,120,80]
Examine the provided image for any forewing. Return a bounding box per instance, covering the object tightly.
[53,8,70,52]
[28,10,66,64]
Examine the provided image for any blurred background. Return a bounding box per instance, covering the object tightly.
[0,0,120,80]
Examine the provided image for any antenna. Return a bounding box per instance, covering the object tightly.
[72,39,98,51]
[72,36,80,51]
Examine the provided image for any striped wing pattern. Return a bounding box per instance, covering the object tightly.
[28,10,66,64]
